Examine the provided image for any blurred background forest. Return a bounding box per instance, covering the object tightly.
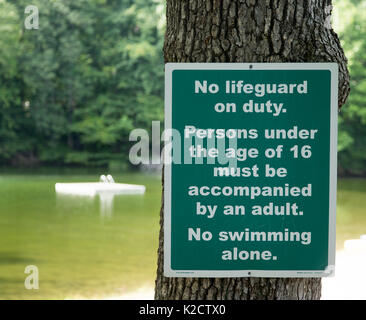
[0,0,364,173]
[0,0,164,170]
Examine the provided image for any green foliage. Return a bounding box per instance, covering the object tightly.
[1,0,365,175]
[335,0,366,175]
[0,0,164,167]
[0,1,32,163]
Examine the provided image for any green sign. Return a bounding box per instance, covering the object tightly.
[164,63,338,277]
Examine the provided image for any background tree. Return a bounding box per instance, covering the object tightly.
[155,0,350,300]
[0,2,32,165]
[0,0,165,168]
[335,0,366,175]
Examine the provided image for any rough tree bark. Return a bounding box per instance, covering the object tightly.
[155,0,350,300]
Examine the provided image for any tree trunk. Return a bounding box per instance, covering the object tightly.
[155,0,350,300]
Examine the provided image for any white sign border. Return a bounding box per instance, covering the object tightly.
[164,62,338,278]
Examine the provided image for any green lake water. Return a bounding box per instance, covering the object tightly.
[0,171,365,299]
[0,170,161,300]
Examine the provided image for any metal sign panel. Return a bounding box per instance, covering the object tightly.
[164,63,338,278]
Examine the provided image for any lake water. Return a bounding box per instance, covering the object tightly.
[0,170,365,299]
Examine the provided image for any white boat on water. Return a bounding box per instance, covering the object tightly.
[55,175,146,197]
[55,175,146,219]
